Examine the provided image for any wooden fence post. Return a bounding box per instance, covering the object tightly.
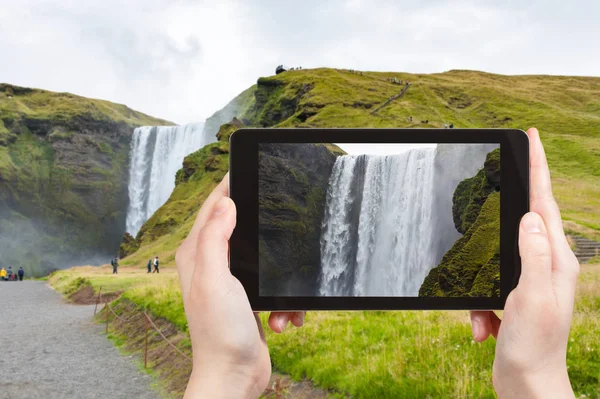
[144,310,149,368]
[105,301,109,334]
[93,287,102,315]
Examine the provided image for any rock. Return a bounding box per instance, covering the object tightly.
[119,232,140,258]
[258,143,345,296]
[0,84,170,275]
[216,117,244,142]
[420,148,501,297]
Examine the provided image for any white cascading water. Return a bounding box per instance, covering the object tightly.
[125,123,212,236]
[319,148,438,296]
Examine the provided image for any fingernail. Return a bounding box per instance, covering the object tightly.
[294,312,305,327]
[211,197,229,218]
[278,317,287,332]
[521,212,543,234]
[472,319,480,340]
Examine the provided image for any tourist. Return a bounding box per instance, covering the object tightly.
[147,259,152,273]
[153,256,159,273]
[0,267,6,281]
[177,128,581,399]
[112,257,119,274]
[18,267,24,281]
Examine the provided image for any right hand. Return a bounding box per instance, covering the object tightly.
[470,128,579,398]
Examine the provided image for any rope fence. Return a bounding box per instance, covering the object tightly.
[96,287,192,368]
[95,286,288,397]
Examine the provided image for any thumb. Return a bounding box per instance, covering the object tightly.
[517,212,553,290]
[194,197,237,282]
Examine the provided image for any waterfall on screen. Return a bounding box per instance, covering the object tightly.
[319,149,437,296]
[125,123,212,235]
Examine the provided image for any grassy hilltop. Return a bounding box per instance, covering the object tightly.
[0,84,171,275]
[122,68,600,270]
[52,68,600,398]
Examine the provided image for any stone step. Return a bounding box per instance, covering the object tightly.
[572,239,600,244]
[577,253,596,257]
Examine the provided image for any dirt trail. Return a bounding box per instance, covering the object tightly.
[0,281,160,399]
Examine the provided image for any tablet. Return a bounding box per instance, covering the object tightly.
[230,128,529,310]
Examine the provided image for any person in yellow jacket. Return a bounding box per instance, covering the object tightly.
[0,267,6,281]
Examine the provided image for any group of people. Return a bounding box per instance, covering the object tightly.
[147,256,159,273]
[109,256,160,275]
[1,266,24,281]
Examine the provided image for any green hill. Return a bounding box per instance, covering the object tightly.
[0,83,172,275]
[122,67,600,268]
[51,68,600,398]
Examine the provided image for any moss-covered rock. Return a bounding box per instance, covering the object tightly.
[453,148,500,234]
[119,232,140,258]
[216,117,244,142]
[135,140,230,246]
[258,143,345,296]
[0,83,171,275]
[420,149,501,297]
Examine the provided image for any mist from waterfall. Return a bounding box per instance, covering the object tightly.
[125,123,212,236]
[318,144,499,297]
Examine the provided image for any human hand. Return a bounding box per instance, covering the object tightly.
[470,128,579,399]
[176,174,306,398]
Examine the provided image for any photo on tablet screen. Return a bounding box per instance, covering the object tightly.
[258,143,500,298]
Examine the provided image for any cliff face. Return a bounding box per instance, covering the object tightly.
[0,84,171,275]
[419,148,501,297]
[258,143,345,296]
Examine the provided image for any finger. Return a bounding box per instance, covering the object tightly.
[489,312,501,340]
[527,128,567,246]
[518,212,553,289]
[176,175,230,298]
[193,197,236,284]
[268,312,294,333]
[188,173,230,244]
[254,312,267,343]
[290,312,306,328]
[470,311,492,342]
[527,128,554,209]
[526,128,579,291]
[470,311,502,342]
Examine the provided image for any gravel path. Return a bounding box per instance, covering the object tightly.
[0,281,161,399]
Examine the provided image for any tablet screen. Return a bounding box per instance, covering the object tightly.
[258,143,500,298]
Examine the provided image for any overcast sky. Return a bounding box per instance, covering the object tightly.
[1,0,598,125]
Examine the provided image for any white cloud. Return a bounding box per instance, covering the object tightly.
[0,0,598,124]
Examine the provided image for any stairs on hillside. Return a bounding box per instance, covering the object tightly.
[371,82,410,115]
[571,236,600,263]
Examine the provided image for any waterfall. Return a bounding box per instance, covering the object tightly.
[125,123,212,236]
[317,144,499,297]
[319,149,438,296]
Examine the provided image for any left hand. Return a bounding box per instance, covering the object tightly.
[176,174,305,398]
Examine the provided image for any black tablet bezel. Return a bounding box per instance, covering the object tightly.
[230,128,529,311]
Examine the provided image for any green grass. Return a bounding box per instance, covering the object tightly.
[46,67,600,398]
[227,68,600,234]
[50,263,600,398]
[125,68,600,275]
[0,82,173,276]
[0,83,172,126]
